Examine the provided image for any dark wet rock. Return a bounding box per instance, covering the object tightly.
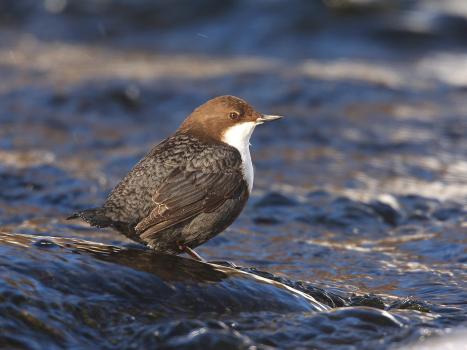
[0,0,38,23]
[252,216,282,225]
[369,200,400,226]
[232,307,405,349]
[0,231,327,309]
[64,0,235,28]
[398,195,440,213]
[48,92,69,106]
[388,297,431,313]
[306,196,389,232]
[292,283,347,309]
[126,319,256,350]
[294,193,408,234]
[326,307,403,328]
[385,195,467,227]
[0,171,43,200]
[375,12,467,49]
[354,140,415,154]
[33,239,60,249]
[433,206,466,222]
[75,82,143,114]
[240,267,346,308]
[0,165,96,212]
[0,233,341,347]
[1,0,235,30]
[443,118,467,140]
[349,294,386,310]
[254,192,298,208]
[107,84,142,111]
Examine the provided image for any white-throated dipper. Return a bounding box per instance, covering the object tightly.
[68,95,282,261]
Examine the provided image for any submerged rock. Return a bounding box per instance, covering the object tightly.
[0,232,422,349]
[254,192,298,207]
[0,232,329,348]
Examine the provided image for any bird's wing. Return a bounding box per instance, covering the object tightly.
[135,150,245,243]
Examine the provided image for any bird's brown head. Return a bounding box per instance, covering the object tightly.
[179,95,282,146]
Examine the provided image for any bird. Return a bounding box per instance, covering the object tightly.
[68,95,282,261]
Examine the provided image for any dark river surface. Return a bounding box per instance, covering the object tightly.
[0,1,466,349]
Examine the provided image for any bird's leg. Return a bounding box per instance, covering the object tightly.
[179,245,206,262]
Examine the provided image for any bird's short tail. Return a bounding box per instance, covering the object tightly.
[67,208,113,228]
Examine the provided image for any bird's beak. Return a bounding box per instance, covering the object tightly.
[256,114,283,125]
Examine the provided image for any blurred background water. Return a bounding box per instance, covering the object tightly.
[0,0,466,349]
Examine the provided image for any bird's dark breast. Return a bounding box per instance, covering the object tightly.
[150,181,249,254]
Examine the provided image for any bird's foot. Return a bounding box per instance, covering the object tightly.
[179,245,206,263]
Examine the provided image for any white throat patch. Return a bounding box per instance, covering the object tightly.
[221,122,256,193]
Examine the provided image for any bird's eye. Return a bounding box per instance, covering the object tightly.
[229,112,240,120]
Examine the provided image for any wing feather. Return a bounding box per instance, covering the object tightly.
[135,163,244,242]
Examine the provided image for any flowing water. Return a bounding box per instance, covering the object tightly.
[0,1,466,349]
